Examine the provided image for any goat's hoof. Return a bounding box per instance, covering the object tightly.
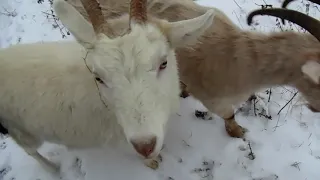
[156,154,163,162]
[144,159,159,170]
[195,110,213,120]
[47,164,62,177]
[307,104,320,112]
[180,91,190,98]
[226,124,248,138]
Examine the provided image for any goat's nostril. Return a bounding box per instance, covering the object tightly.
[130,136,157,158]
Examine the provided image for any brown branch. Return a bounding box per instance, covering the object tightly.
[277,92,298,115]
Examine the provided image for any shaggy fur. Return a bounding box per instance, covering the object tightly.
[0,0,215,174]
[69,0,320,139]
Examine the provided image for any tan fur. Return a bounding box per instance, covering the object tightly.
[69,0,320,138]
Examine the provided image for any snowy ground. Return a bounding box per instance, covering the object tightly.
[1,0,320,180]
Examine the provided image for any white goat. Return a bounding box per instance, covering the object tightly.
[69,0,320,139]
[0,0,215,174]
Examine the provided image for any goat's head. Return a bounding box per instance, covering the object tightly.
[247,1,320,112]
[53,0,215,158]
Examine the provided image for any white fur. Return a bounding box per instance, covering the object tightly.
[301,60,320,84]
[0,0,215,174]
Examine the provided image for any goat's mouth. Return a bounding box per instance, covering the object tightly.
[246,3,320,42]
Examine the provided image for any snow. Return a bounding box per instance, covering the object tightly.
[0,0,320,180]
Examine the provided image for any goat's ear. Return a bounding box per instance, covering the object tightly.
[301,60,320,84]
[53,0,97,49]
[165,9,215,48]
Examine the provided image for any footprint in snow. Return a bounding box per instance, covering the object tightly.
[0,141,7,150]
[67,157,86,180]
[252,174,279,180]
[0,164,12,180]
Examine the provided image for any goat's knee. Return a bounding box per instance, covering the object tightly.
[179,81,190,98]
[195,108,247,138]
[213,104,248,139]
[194,99,248,138]
[223,114,247,139]
[216,107,248,138]
[207,104,248,138]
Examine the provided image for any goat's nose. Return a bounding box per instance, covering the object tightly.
[130,136,157,158]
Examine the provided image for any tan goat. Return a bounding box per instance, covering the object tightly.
[68,0,320,139]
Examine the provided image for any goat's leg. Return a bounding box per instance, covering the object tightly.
[179,81,190,98]
[223,112,248,139]
[24,147,60,174]
[194,110,214,120]
[195,99,248,138]
[9,129,60,174]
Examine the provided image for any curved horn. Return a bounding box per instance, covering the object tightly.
[280,0,296,24]
[280,0,320,24]
[281,0,297,8]
[129,0,147,24]
[247,8,320,41]
[282,0,320,8]
[80,0,115,37]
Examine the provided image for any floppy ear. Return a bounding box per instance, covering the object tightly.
[53,0,97,49]
[165,9,215,48]
[301,60,320,84]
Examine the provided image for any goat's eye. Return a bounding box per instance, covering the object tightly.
[95,77,104,84]
[159,61,167,70]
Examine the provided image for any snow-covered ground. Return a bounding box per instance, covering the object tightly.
[1,0,320,180]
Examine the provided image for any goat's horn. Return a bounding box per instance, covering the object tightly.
[280,0,296,24]
[280,0,320,24]
[129,0,147,24]
[281,0,297,8]
[247,8,320,41]
[282,0,320,8]
[79,0,115,37]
